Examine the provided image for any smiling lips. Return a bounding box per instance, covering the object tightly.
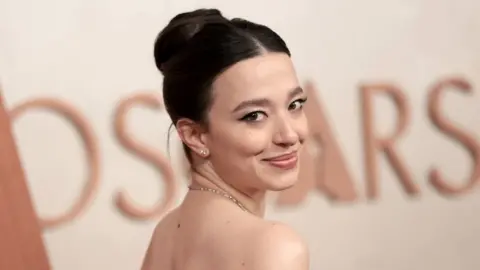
[263,151,298,169]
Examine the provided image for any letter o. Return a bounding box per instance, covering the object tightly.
[10,98,100,229]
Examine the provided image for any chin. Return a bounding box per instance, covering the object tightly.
[264,170,299,191]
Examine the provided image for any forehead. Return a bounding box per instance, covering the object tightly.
[211,53,299,107]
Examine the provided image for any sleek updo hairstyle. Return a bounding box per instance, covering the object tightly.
[153,8,291,161]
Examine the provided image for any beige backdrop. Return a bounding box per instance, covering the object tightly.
[1,0,480,269]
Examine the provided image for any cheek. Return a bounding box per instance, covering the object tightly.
[234,130,271,155]
[210,125,271,157]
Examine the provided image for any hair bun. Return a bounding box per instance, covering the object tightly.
[154,8,226,73]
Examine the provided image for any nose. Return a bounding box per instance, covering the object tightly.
[272,116,298,147]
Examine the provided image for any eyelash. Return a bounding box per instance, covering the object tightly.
[289,97,308,111]
[239,98,308,122]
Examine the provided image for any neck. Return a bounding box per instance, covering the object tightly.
[189,163,266,217]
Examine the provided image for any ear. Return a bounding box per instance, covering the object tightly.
[176,118,209,157]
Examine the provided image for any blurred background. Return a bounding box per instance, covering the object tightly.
[1,0,480,269]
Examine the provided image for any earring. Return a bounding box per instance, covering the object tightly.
[199,149,208,156]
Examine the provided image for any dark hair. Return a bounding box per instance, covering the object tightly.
[153,8,291,160]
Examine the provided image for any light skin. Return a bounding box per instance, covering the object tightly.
[141,52,310,270]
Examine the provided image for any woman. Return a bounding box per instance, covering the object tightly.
[141,8,310,270]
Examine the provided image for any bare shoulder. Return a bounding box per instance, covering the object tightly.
[248,221,309,270]
[140,209,179,270]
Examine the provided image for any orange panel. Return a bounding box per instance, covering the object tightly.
[0,91,50,270]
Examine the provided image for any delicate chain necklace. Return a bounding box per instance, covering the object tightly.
[188,186,251,214]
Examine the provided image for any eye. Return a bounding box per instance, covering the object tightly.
[289,98,308,111]
[240,111,266,122]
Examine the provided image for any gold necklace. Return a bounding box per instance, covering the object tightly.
[188,186,251,214]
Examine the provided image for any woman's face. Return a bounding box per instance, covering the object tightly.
[205,52,309,192]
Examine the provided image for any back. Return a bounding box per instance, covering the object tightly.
[140,193,264,270]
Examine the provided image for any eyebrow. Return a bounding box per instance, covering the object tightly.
[231,86,304,113]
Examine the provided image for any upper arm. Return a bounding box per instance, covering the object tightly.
[250,223,310,270]
[140,236,155,270]
[140,218,173,270]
